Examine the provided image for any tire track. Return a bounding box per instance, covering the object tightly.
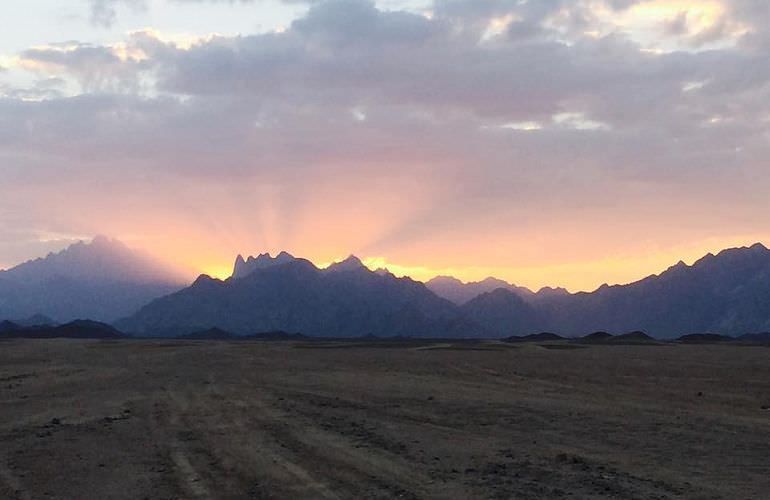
[147,390,213,499]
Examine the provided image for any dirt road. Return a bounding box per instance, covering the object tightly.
[1,339,768,499]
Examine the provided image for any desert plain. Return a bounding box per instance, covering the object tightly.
[1,339,768,499]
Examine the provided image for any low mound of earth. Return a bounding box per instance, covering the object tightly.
[0,340,767,499]
[677,333,734,344]
[180,328,237,340]
[243,331,308,341]
[576,331,614,343]
[504,332,565,343]
[608,331,658,345]
[0,320,124,339]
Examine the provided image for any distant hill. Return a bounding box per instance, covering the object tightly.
[504,332,564,343]
[426,275,571,305]
[426,276,533,305]
[576,332,615,344]
[0,320,125,339]
[0,236,188,323]
[118,256,480,338]
[0,320,20,334]
[607,331,658,344]
[180,327,238,340]
[243,331,308,341]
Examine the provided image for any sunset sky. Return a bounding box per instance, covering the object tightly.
[1,0,769,292]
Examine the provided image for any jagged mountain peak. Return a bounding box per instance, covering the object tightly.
[535,286,570,297]
[232,250,297,279]
[664,260,689,273]
[689,243,770,270]
[325,255,367,273]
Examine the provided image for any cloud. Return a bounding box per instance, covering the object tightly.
[86,0,277,27]
[1,0,770,289]
[88,0,147,27]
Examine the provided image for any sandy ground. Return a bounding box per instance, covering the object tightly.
[0,339,768,499]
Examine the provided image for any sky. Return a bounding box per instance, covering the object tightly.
[1,0,769,292]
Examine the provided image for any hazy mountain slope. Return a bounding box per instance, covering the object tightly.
[461,288,540,336]
[426,276,570,305]
[0,236,188,323]
[426,276,534,305]
[119,258,480,338]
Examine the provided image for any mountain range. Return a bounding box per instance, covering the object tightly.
[425,276,569,305]
[0,236,188,323]
[5,238,770,338]
[462,243,770,337]
[118,254,476,337]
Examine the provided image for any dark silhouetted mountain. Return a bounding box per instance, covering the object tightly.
[534,243,770,337]
[0,236,188,323]
[0,320,20,334]
[460,288,539,336]
[426,276,534,305]
[181,327,238,340]
[28,241,770,339]
[118,258,480,338]
[504,332,564,343]
[232,251,296,279]
[453,243,770,338]
[0,320,124,339]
